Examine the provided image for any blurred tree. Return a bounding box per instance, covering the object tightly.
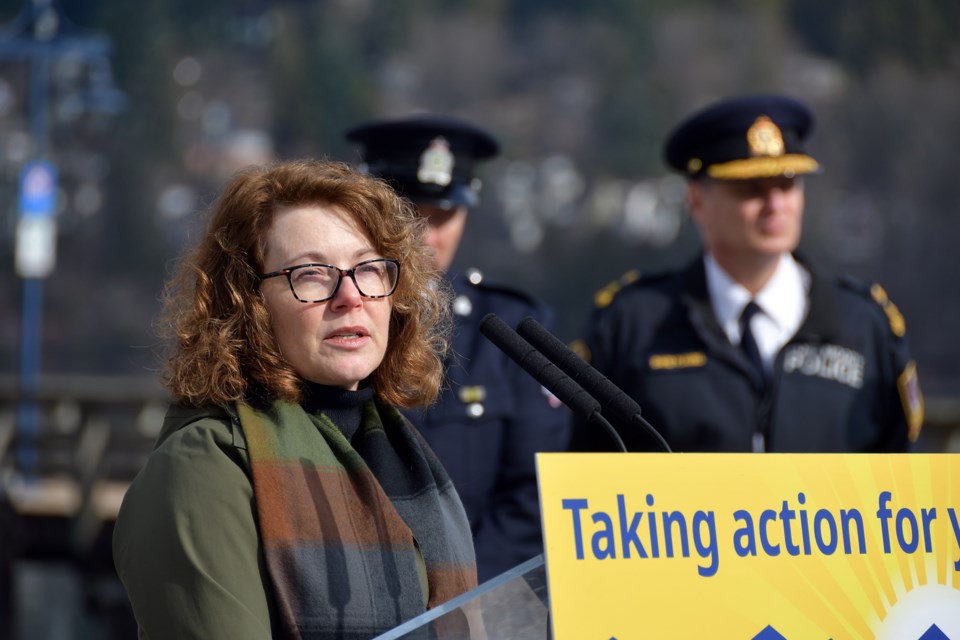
[0,0,956,391]
[788,0,960,74]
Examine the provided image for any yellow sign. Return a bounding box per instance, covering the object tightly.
[537,453,960,639]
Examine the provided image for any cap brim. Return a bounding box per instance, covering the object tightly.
[706,154,820,180]
[405,183,479,209]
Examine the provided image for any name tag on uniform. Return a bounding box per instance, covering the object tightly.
[782,344,865,389]
[648,352,707,370]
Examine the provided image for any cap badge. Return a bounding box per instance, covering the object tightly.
[417,136,454,187]
[746,116,785,157]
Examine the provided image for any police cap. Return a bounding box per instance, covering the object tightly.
[345,114,500,209]
[663,94,820,180]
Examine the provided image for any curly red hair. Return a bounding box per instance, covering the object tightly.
[157,159,451,408]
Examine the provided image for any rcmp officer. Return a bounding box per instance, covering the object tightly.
[572,94,923,454]
[345,114,569,580]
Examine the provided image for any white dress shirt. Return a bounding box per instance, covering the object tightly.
[703,253,810,372]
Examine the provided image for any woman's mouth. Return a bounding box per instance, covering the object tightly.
[325,326,369,346]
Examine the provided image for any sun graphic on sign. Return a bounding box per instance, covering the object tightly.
[751,455,960,639]
[877,582,960,639]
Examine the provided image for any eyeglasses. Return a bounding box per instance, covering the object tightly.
[259,258,400,303]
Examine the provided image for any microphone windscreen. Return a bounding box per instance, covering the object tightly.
[479,313,600,420]
[516,316,673,453]
[517,316,644,423]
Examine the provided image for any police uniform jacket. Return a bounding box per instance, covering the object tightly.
[572,256,921,453]
[404,270,569,581]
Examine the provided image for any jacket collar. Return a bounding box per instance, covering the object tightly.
[679,255,726,342]
[793,258,842,343]
[680,252,843,346]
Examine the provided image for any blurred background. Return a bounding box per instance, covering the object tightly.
[0,0,958,637]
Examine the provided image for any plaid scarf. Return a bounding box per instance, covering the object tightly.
[238,397,477,639]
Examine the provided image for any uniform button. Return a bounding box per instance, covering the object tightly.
[453,295,473,317]
[466,268,483,285]
[466,403,485,419]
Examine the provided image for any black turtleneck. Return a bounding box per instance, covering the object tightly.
[301,383,375,442]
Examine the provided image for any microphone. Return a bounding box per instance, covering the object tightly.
[516,315,672,453]
[479,313,627,453]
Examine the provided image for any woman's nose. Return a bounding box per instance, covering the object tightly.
[329,274,363,309]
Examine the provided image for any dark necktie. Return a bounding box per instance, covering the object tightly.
[739,301,766,383]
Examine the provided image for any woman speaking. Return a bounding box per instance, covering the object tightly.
[113,159,476,639]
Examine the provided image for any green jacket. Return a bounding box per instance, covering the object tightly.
[113,403,440,639]
[113,405,278,638]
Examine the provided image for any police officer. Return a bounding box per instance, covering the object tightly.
[345,114,569,581]
[572,94,923,453]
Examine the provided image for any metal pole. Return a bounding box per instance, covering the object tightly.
[17,280,42,478]
[17,2,53,482]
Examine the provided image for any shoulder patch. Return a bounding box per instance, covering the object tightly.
[897,360,924,442]
[594,269,641,309]
[869,283,906,337]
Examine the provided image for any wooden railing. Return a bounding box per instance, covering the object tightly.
[0,374,168,637]
[1,373,956,543]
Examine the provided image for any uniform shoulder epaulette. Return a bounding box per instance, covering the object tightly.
[593,269,641,309]
[592,268,678,309]
[463,268,544,308]
[839,276,906,337]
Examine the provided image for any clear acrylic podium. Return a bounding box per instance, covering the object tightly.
[373,554,550,639]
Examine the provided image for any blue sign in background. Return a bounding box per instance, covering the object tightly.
[18,159,58,219]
